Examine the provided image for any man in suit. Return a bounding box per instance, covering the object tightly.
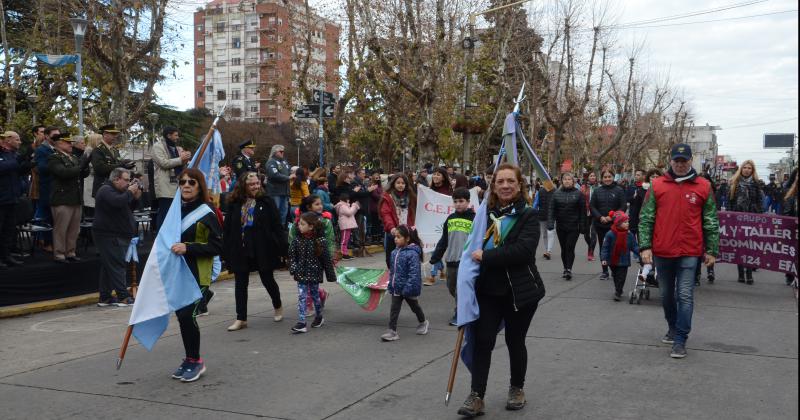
[0,131,33,269]
[231,139,259,179]
[91,124,135,197]
[33,126,61,251]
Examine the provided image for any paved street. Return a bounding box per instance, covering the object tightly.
[0,240,797,420]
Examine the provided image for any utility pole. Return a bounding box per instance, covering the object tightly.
[318,89,324,168]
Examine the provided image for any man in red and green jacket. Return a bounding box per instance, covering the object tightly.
[639,143,719,360]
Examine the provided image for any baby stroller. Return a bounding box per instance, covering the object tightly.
[629,264,658,305]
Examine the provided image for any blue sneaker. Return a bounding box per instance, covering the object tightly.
[180,359,206,382]
[171,359,192,379]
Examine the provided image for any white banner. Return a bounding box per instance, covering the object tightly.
[415,185,480,253]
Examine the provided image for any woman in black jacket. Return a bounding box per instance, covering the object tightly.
[169,168,223,383]
[224,172,288,331]
[589,169,626,280]
[548,172,585,280]
[458,164,545,418]
[729,160,765,284]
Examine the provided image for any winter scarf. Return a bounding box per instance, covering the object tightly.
[610,224,628,266]
[164,137,182,179]
[391,190,409,209]
[667,167,698,184]
[484,198,526,247]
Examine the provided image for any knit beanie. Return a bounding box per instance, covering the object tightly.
[609,210,629,229]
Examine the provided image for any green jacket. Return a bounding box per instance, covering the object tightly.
[91,142,129,196]
[48,151,90,207]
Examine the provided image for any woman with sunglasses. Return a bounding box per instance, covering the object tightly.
[169,168,223,382]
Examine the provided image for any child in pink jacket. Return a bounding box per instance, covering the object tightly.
[334,192,360,260]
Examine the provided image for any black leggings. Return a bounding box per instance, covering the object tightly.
[471,293,538,397]
[594,224,611,273]
[583,220,597,253]
[176,298,202,359]
[556,227,580,270]
[234,269,282,321]
[388,295,426,331]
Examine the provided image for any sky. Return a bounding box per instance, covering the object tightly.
[154,0,798,175]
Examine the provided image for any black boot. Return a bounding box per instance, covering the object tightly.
[737,266,745,283]
[745,269,754,285]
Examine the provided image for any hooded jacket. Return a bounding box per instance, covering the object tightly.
[388,243,423,297]
[638,171,719,258]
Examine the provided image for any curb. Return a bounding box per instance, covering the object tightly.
[0,270,237,319]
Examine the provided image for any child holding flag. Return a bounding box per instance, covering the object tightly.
[601,210,641,301]
[381,225,429,342]
[288,212,337,334]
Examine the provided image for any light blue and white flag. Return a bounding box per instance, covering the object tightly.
[189,129,225,195]
[35,54,79,67]
[128,130,223,350]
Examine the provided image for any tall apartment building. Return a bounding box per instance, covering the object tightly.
[194,0,340,124]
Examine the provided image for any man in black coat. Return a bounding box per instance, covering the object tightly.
[231,139,259,179]
[0,131,33,268]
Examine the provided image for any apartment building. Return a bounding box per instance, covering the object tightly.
[194,0,340,124]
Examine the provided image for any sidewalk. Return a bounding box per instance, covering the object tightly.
[0,240,796,419]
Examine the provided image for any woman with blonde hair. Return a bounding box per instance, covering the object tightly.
[728,160,765,284]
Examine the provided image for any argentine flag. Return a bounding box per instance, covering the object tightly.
[128,129,224,350]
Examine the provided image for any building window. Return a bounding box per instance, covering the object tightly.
[278,18,283,25]
[196,24,204,32]
[231,57,241,65]
[196,75,204,82]
[250,105,258,113]
[197,58,204,65]
[197,91,204,98]
[196,41,204,47]
[216,22,225,32]
[232,72,241,83]
[249,71,257,79]
[230,108,242,118]
[232,24,241,31]
[232,89,241,100]
[268,16,276,24]
[232,37,241,48]
[206,86,213,92]
[217,90,226,100]
[250,35,258,43]
[217,61,227,67]
[250,20,258,27]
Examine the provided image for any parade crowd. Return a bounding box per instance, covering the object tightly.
[1,125,798,417]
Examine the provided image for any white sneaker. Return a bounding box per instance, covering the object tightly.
[416,320,429,335]
[381,330,399,341]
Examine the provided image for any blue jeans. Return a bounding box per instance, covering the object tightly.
[655,256,699,345]
[271,195,289,224]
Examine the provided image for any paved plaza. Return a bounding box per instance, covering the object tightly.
[0,240,797,420]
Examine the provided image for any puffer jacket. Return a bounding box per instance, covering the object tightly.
[547,186,585,231]
[535,187,553,221]
[600,230,640,267]
[590,183,626,226]
[729,177,764,214]
[638,171,719,258]
[476,202,546,310]
[388,243,423,297]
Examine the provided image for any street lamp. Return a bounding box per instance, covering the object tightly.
[27,94,38,126]
[294,137,302,166]
[70,17,88,137]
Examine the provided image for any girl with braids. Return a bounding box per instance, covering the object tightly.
[288,212,337,334]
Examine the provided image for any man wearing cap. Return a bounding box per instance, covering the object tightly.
[48,133,91,263]
[265,144,292,222]
[91,124,135,197]
[0,131,33,268]
[639,143,719,359]
[231,139,259,179]
[152,126,192,230]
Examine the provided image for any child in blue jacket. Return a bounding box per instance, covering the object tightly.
[381,225,428,342]
[601,210,640,301]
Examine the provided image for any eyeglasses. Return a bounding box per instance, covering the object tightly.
[179,179,198,186]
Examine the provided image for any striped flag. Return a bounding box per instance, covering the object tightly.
[35,54,79,67]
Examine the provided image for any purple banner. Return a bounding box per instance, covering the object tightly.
[718,211,798,276]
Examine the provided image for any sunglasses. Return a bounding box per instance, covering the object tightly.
[179,179,198,186]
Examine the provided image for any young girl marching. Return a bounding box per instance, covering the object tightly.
[601,210,640,301]
[288,212,337,333]
[334,191,360,260]
[381,225,429,342]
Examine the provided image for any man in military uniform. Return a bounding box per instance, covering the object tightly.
[91,124,135,197]
[231,139,259,179]
[48,134,91,263]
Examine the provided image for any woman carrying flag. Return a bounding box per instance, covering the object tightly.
[458,163,546,417]
[168,168,223,382]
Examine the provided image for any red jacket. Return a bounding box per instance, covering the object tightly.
[638,172,719,258]
[379,191,416,233]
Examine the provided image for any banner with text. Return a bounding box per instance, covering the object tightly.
[415,185,481,253]
[718,211,797,276]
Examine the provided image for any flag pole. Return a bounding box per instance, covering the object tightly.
[116,102,228,371]
[445,327,465,406]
